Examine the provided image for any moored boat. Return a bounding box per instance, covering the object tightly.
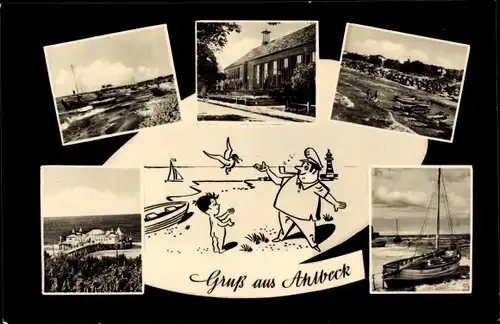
[394,96,430,110]
[372,239,386,248]
[382,168,462,289]
[144,201,189,235]
[89,97,117,107]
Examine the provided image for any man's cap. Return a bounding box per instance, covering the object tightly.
[300,147,323,169]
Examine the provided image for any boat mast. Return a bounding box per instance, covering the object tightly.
[435,168,441,250]
[396,219,399,236]
[71,64,79,95]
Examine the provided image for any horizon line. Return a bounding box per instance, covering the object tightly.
[43,213,141,219]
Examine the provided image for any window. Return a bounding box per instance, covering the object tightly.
[273,61,277,75]
[284,58,289,68]
[256,64,260,85]
[264,63,268,79]
[311,51,316,63]
[297,54,302,64]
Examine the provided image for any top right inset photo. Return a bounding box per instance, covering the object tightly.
[331,23,470,143]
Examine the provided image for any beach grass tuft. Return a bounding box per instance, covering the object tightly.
[245,232,269,245]
[240,244,253,252]
[322,213,334,222]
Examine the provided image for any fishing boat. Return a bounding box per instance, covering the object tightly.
[88,97,117,107]
[382,168,461,289]
[372,239,386,248]
[144,201,189,235]
[165,159,184,182]
[393,95,430,111]
[393,219,402,243]
[60,64,93,111]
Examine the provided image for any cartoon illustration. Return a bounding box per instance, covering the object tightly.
[203,137,243,175]
[194,193,235,254]
[165,158,184,182]
[254,147,347,252]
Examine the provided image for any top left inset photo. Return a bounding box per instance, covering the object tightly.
[44,24,182,146]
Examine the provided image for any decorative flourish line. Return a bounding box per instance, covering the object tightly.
[165,179,258,202]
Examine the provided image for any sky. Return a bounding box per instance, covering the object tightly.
[371,168,472,235]
[343,24,469,70]
[41,167,141,217]
[208,21,313,70]
[45,24,175,97]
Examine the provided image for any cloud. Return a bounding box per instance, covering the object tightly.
[53,59,160,96]
[42,186,140,217]
[373,186,428,207]
[347,39,433,65]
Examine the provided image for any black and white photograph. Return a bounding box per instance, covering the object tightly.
[332,23,470,142]
[370,166,472,293]
[41,166,144,294]
[44,24,181,145]
[196,21,318,123]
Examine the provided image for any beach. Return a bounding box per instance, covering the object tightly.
[332,68,456,140]
[143,166,368,291]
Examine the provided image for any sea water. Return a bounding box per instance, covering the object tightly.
[43,214,142,245]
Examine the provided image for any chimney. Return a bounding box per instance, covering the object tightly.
[261,29,271,45]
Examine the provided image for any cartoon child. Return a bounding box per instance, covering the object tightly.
[194,193,235,254]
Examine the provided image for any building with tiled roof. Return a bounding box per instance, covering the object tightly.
[224,23,317,91]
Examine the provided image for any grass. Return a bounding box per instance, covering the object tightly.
[322,214,334,222]
[245,232,270,245]
[240,244,253,252]
[138,95,181,128]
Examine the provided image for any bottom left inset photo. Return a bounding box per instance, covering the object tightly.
[40,166,144,295]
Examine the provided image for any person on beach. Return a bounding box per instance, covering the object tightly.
[255,147,347,252]
[194,193,235,254]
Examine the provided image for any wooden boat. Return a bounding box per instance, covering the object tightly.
[61,98,91,111]
[89,97,117,107]
[144,201,189,235]
[393,96,430,110]
[393,219,402,243]
[382,168,462,289]
[372,240,386,248]
[60,64,92,111]
[165,159,184,182]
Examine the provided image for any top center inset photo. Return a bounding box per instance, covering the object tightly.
[196,21,318,124]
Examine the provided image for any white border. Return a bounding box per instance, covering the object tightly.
[368,164,473,294]
[332,22,471,144]
[40,165,145,295]
[43,24,183,146]
[195,20,319,126]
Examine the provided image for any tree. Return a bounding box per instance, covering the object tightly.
[197,23,241,92]
[197,22,241,52]
[291,62,316,104]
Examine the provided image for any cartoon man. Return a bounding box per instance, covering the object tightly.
[255,148,347,252]
[194,193,235,254]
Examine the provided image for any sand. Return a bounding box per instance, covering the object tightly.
[143,167,368,292]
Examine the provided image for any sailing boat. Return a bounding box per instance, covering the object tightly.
[393,219,402,243]
[165,159,184,182]
[382,168,461,289]
[60,64,92,111]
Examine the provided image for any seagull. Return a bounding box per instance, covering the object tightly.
[203,137,242,175]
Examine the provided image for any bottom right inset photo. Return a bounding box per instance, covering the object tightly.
[369,165,472,294]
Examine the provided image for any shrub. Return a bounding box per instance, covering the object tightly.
[44,253,142,293]
[138,96,180,128]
